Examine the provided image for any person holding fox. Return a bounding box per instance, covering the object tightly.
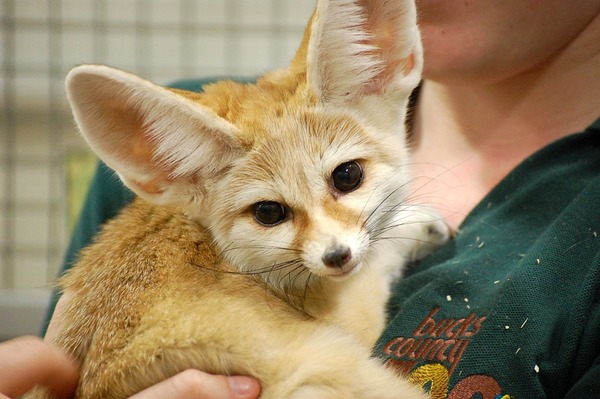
[3,0,600,398]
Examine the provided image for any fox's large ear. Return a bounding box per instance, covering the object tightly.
[66,65,242,206]
[305,0,422,108]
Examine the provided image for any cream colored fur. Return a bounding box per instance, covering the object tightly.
[30,0,449,398]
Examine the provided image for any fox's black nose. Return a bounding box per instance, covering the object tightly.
[322,246,352,268]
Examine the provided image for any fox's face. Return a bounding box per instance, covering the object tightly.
[65,0,422,292]
[203,107,410,290]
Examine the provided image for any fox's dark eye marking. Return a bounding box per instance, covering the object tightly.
[331,161,363,193]
[253,201,288,226]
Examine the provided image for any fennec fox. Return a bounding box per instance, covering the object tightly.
[36,0,449,398]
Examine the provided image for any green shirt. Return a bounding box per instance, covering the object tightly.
[48,76,600,398]
[376,122,600,399]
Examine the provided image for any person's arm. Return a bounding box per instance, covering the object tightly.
[564,364,600,399]
[563,271,600,399]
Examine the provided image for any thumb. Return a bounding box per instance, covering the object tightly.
[129,370,261,399]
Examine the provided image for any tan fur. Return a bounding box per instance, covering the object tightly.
[29,1,450,398]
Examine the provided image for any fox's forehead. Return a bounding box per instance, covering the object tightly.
[221,109,397,208]
[251,110,373,167]
[259,110,372,156]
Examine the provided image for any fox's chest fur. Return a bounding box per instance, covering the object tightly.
[32,1,450,398]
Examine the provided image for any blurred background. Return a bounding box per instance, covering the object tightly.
[0,0,314,341]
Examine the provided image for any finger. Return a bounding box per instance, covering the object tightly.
[129,370,260,399]
[0,336,79,399]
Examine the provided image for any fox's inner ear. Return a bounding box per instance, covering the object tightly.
[305,0,422,106]
[66,65,243,205]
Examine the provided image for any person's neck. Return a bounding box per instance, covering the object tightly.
[410,17,600,229]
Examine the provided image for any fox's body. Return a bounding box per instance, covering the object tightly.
[35,0,449,398]
[58,199,428,399]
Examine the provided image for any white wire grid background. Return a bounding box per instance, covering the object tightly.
[0,0,314,292]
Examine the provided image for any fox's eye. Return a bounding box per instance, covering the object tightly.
[253,201,288,226]
[331,161,363,193]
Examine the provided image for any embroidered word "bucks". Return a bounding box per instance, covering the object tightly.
[383,307,487,375]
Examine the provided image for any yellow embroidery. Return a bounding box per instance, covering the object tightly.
[408,363,449,399]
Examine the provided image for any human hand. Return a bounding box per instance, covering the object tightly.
[128,370,260,399]
[0,335,79,399]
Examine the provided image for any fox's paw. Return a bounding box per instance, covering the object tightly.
[401,205,453,261]
[425,211,453,244]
